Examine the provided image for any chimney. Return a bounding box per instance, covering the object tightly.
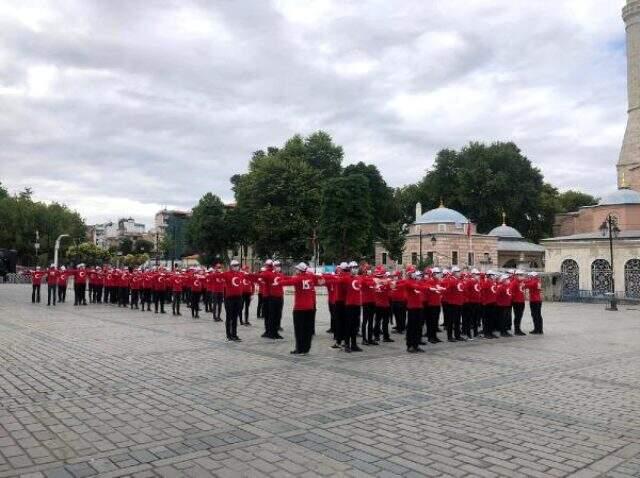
[415,202,422,222]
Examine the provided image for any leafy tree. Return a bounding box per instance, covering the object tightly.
[233,150,321,258]
[557,190,599,213]
[412,142,553,241]
[66,242,112,266]
[186,193,229,258]
[123,253,149,268]
[319,174,372,261]
[132,239,154,254]
[118,237,133,255]
[380,221,406,263]
[303,131,343,177]
[0,182,7,200]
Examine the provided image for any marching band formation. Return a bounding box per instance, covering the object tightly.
[29,259,544,355]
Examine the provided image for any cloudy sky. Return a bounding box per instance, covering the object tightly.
[0,0,630,227]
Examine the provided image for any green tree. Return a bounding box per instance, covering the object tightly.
[132,239,154,254]
[319,174,372,261]
[413,142,553,241]
[118,237,133,255]
[380,221,406,263]
[557,190,599,213]
[233,150,321,258]
[186,193,229,258]
[66,242,112,266]
[303,131,343,177]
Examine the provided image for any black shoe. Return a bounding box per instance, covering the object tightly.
[515,330,527,336]
[326,329,333,333]
[500,332,512,337]
[362,339,369,346]
[456,337,467,342]
[419,341,427,346]
[331,343,341,349]
[290,350,299,354]
[428,339,438,344]
[261,333,270,338]
[245,322,251,326]
[407,347,416,353]
[434,338,443,343]
[274,334,284,339]
[370,341,379,346]
[415,347,425,353]
[343,346,352,353]
[351,346,363,352]
[448,338,456,343]
[278,327,283,332]
[233,337,242,342]
[383,338,394,343]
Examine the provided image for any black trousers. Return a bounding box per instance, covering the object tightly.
[154,290,165,313]
[498,306,510,334]
[94,285,103,303]
[142,288,152,310]
[110,286,118,304]
[256,293,264,318]
[530,302,543,332]
[32,284,41,303]
[345,305,361,349]
[191,291,201,317]
[130,289,139,308]
[512,302,525,332]
[47,285,57,305]
[391,301,406,332]
[224,296,242,338]
[375,306,391,340]
[425,305,440,340]
[406,308,422,349]
[462,303,481,337]
[119,287,129,307]
[334,301,345,343]
[328,302,336,332]
[271,297,283,331]
[444,304,462,339]
[293,309,315,353]
[172,291,181,315]
[74,284,86,305]
[361,302,376,342]
[482,304,496,336]
[58,285,67,303]
[204,291,212,312]
[212,292,224,320]
[241,293,251,323]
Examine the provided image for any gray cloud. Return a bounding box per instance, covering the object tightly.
[0,0,629,226]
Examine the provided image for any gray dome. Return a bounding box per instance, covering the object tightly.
[599,188,640,206]
[415,206,469,225]
[489,224,523,239]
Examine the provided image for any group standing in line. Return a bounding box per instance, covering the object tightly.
[29,259,544,355]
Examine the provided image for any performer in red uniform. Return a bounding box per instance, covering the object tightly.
[390,271,406,334]
[171,271,183,315]
[360,264,377,345]
[191,270,205,318]
[45,264,58,306]
[462,269,482,339]
[373,267,393,343]
[73,265,88,306]
[57,266,69,303]
[211,264,224,321]
[510,270,527,335]
[341,261,365,353]
[241,266,254,326]
[221,260,244,341]
[424,268,444,344]
[398,266,426,353]
[496,275,513,337]
[130,270,142,309]
[526,272,544,334]
[30,267,44,303]
[281,262,319,355]
[480,271,498,338]
[153,268,167,314]
[442,267,465,342]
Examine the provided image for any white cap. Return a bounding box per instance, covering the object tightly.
[528,271,539,277]
[339,262,349,270]
[230,260,240,266]
[471,268,480,274]
[61,266,66,271]
[207,267,213,272]
[451,266,461,273]
[50,263,55,268]
[486,270,495,276]
[295,262,308,271]
[500,274,510,281]
[348,261,358,268]
[36,266,41,270]
[432,267,441,274]
[273,260,281,266]
[508,269,516,275]
[260,266,267,272]
[265,259,273,266]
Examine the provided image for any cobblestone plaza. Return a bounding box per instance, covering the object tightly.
[0,286,639,478]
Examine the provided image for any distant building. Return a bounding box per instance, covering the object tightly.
[153,209,192,260]
[89,217,146,249]
[375,202,544,270]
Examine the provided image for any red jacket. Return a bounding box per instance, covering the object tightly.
[192,274,205,292]
[221,271,245,297]
[525,278,542,303]
[73,269,88,285]
[399,279,425,310]
[171,274,183,292]
[342,275,363,306]
[130,274,142,290]
[423,277,443,306]
[373,279,391,308]
[496,283,512,307]
[57,272,69,286]
[442,276,465,306]
[46,268,58,284]
[464,277,481,304]
[480,278,497,305]
[281,273,317,311]
[510,278,526,303]
[360,276,376,304]
[242,274,254,295]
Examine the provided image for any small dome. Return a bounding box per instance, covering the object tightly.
[599,188,640,206]
[489,224,523,239]
[415,205,469,225]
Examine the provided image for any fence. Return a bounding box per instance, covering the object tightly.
[561,289,640,305]
[1,273,32,284]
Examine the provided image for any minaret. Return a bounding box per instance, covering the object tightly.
[618,0,640,190]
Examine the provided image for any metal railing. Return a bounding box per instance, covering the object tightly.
[561,289,640,304]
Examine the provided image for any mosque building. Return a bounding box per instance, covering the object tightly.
[374,202,545,270]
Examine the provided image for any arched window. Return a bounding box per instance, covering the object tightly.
[561,259,579,297]
[591,259,612,296]
[624,259,640,298]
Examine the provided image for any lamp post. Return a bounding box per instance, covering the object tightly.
[599,214,620,312]
[430,235,437,266]
[34,230,40,267]
[419,229,423,265]
[53,234,69,268]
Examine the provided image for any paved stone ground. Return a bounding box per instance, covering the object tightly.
[0,285,639,478]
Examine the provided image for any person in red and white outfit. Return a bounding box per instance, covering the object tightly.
[281,262,319,355]
[526,272,544,334]
[30,266,44,303]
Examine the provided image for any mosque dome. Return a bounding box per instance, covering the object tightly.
[488,224,523,239]
[415,204,469,225]
[598,188,640,206]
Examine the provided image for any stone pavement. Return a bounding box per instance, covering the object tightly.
[0,285,639,478]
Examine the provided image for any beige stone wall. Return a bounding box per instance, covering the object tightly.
[552,204,640,236]
[544,239,640,292]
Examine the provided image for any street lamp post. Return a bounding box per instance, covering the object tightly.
[419,229,423,265]
[599,214,620,312]
[34,230,40,267]
[53,234,69,268]
[430,235,437,266]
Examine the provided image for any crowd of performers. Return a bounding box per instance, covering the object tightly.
[29,259,543,355]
